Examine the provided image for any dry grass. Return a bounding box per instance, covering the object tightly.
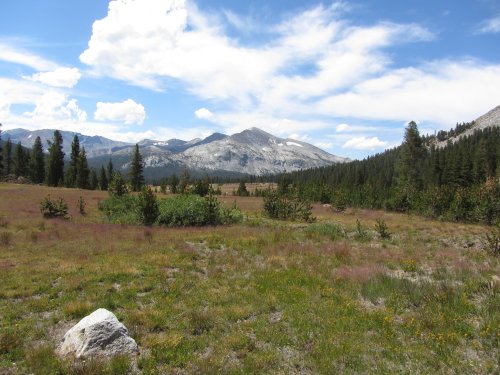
[0,182,498,374]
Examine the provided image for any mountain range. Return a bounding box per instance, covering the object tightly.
[4,105,498,178]
[3,127,348,178]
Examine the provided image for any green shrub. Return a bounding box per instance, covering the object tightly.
[263,189,314,222]
[354,219,372,242]
[99,194,140,224]
[138,186,159,225]
[40,195,69,219]
[157,194,242,226]
[331,189,348,212]
[484,224,499,257]
[109,173,128,197]
[374,218,391,240]
[98,191,242,227]
[77,195,86,215]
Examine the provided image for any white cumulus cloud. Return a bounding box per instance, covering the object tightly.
[74,0,500,149]
[25,91,87,124]
[31,67,82,88]
[195,107,214,120]
[94,99,146,125]
[342,136,387,150]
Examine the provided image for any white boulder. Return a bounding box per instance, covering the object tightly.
[59,308,138,358]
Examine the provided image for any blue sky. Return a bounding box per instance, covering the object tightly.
[1,0,499,159]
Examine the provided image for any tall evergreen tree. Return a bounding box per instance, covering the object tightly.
[129,144,144,192]
[76,147,90,189]
[106,159,114,182]
[30,136,45,183]
[178,169,190,193]
[397,121,426,189]
[89,168,98,190]
[99,165,108,191]
[65,135,80,187]
[168,173,179,194]
[46,130,65,187]
[13,142,28,177]
[4,138,12,175]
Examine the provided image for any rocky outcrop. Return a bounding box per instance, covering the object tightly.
[59,308,138,359]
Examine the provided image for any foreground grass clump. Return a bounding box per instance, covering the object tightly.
[0,183,498,374]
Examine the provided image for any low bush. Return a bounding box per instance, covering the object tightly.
[99,194,140,225]
[354,219,372,242]
[77,196,86,215]
[263,189,314,222]
[99,192,242,227]
[484,224,499,257]
[157,194,242,226]
[138,186,159,226]
[40,195,69,219]
[374,218,391,240]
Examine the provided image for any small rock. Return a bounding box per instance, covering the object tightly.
[269,311,283,323]
[59,308,138,359]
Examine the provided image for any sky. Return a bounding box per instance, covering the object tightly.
[0,0,499,160]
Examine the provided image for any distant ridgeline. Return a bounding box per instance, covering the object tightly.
[284,122,499,225]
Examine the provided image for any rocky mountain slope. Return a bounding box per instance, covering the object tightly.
[4,127,347,177]
[2,128,130,158]
[433,105,500,148]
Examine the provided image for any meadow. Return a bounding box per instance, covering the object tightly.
[0,183,498,374]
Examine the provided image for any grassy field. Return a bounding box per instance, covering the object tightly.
[0,183,498,374]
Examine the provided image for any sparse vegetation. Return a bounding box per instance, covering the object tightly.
[40,195,69,219]
[484,224,500,257]
[354,219,372,242]
[0,183,499,374]
[77,196,86,215]
[263,188,314,222]
[375,218,391,240]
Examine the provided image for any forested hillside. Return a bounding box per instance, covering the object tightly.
[287,122,499,224]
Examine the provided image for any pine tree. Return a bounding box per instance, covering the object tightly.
[236,181,249,196]
[99,166,108,191]
[397,121,426,189]
[76,147,90,189]
[178,169,189,193]
[29,136,45,183]
[65,135,80,187]
[106,159,114,182]
[46,130,65,187]
[89,169,98,190]
[193,175,210,196]
[129,144,144,192]
[168,173,179,194]
[4,138,13,175]
[13,142,28,177]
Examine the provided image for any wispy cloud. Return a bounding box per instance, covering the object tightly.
[475,15,500,34]
[0,42,58,71]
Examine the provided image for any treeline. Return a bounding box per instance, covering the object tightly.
[280,122,500,224]
[0,126,138,192]
[0,125,223,196]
